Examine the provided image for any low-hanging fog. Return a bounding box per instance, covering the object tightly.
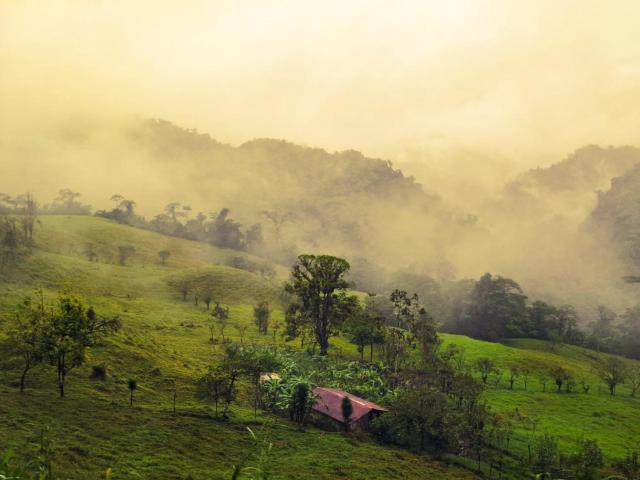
[2,0,640,321]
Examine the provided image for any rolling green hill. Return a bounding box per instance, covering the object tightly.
[0,216,476,480]
[1,215,639,479]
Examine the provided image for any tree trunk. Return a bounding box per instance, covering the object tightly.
[57,365,66,398]
[319,338,329,356]
[20,364,30,393]
[370,344,374,362]
[130,390,134,406]
[222,374,237,417]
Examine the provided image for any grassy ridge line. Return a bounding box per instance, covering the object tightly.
[35,215,290,276]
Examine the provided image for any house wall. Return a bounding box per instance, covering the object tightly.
[311,410,384,432]
[310,411,344,431]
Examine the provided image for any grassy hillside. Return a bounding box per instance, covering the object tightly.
[0,216,477,479]
[1,215,639,478]
[440,336,640,459]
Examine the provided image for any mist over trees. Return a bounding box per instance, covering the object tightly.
[5,119,640,327]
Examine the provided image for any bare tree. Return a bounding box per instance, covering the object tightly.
[234,323,249,344]
[158,249,171,265]
[508,366,519,390]
[475,357,497,384]
[597,357,627,396]
[201,286,214,310]
[260,210,293,240]
[628,366,640,398]
[84,243,98,262]
[117,245,136,266]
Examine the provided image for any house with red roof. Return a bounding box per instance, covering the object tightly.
[311,387,387,431]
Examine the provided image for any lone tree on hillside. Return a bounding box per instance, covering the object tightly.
[158,249,171,265]
[128,379,137,406]
[211,302,230,342]
[552,367,571,393]
[167,277,192,301]
[117,245,136,266]
[196,366,229,417]
[285,254,357,356]
[200,286,214,310]
[84,243,98,262]
[597,357,627,396]
[41,295,120,397]
[253,301,270,335]
[234,323,249,344]
[475,357,497,384]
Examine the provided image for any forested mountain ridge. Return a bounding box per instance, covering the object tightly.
[488,145,640,222]
[121,118,480,271]
[588,161,640,269]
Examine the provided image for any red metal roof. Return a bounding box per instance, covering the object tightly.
[312,387,387,424]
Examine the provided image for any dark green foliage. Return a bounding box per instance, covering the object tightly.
[42,296,120,397]
[90,364,107,381]
[463,273,528,341]
[341,396,353,429]
[552,367,571,393]
[534,433,559,476]
[571,439,604,480]
[0,449,27,479]
[372,374,486,453]
[616,449,640,480]
[254,301,270,335]
[6,294,120,397]
[128,379,137,406]
[290,382,313,425]
[196,366,230,417]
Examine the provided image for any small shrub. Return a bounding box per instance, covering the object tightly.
[90,365,107,381]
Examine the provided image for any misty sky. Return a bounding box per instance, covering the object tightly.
[2,0,640,165]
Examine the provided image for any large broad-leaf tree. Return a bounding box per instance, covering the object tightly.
[465,273,527,341]
[285,254,357,356]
